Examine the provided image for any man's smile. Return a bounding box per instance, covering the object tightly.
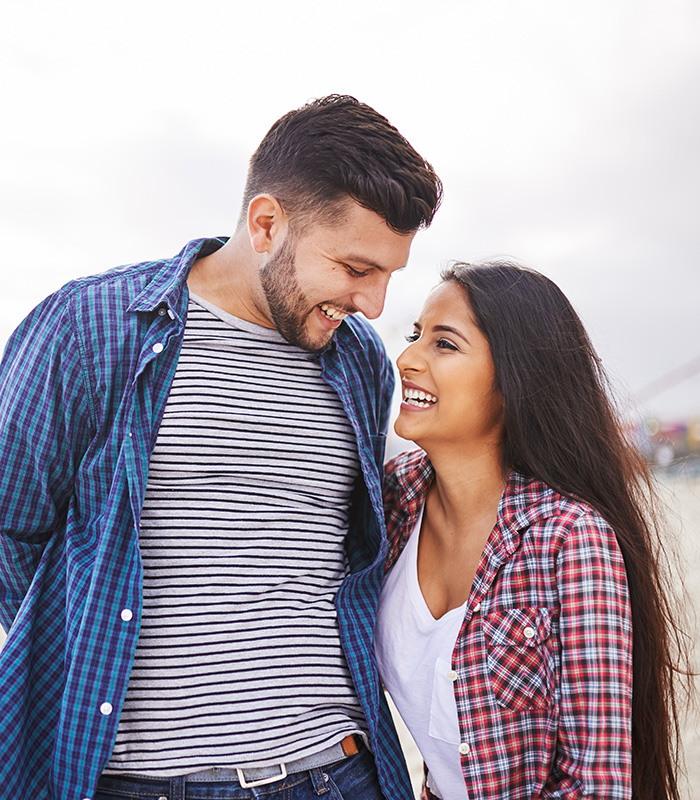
[318,303,350,321]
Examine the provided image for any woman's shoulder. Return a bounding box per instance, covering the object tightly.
[384,448,434,499]
[382,449,433,538]
[385,447,430,479]
[504,471,618,552]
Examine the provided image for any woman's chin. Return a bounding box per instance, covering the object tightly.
[393,420,424,449]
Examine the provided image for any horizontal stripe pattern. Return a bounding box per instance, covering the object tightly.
[107,296,365,775]
[0,237,415,800]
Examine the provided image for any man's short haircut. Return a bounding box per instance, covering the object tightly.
[238,95,442,234]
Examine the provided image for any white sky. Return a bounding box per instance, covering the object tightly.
[2,0,699,423]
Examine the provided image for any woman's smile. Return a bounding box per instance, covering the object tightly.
[401,379,438,410]
[394,282,503,450]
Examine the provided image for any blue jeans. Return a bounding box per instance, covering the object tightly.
[94,747,385,800]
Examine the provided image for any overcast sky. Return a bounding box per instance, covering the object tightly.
[2,0,699,425]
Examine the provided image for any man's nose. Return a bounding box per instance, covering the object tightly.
[352,276,390,320]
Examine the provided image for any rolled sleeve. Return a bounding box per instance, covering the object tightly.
[0,290,95,629]
[549,512,633,799]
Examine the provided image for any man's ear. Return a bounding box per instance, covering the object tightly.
[247,194,289,255]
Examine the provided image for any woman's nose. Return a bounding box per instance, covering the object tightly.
[396,341,423,374]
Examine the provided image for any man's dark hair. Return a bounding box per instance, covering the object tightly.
[238,95,442,234]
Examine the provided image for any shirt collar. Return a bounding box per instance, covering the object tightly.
[493,470,565,560]
[393,454,561,560]
[127,237,227,316]
[500,471,560,526]
[393,449,435,497]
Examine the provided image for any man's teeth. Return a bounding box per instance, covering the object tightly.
[403,388,437,407]
[320,304,348,321]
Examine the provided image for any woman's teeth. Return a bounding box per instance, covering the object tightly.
[403,388,437,407]
[319,304,348,321]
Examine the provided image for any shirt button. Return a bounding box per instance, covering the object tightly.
[473,602,481,612]
[447,670,458,682]
[158,307,167,316]
[523,626,536,639]
[100,702,113,716]
[459,742,470,755]
[121,608,133,622]
[152,342,164,354]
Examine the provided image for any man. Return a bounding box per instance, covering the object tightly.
[0,95,441,799]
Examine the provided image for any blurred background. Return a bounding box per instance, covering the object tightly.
[3,0,699,465]
[2,0,699,794]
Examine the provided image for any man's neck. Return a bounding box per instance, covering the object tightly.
[187,234,272,327]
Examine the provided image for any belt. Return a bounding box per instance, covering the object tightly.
[112,734,362,790]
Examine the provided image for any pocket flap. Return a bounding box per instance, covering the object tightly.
[482,607,553,648]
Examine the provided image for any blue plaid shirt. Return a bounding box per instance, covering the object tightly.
[0,238,413,800]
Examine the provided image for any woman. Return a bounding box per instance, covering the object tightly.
[374,261,689,800]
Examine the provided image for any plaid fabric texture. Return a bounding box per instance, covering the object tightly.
[383,449,633,800]
[0,238,413,800]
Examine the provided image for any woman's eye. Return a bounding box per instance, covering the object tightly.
[404,332,420,343]
[436,338,458,351]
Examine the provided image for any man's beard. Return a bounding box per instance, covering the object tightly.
[259,235,329,352]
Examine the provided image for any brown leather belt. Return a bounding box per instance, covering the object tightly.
[341,733,360,757]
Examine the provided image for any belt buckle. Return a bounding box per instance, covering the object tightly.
[236,763,287,788]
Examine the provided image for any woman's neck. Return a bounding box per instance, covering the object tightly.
[415,443,507,619]
[424,443,507,530]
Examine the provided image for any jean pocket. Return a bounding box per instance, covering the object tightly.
[323,747,385,800]
[482,607,553,712]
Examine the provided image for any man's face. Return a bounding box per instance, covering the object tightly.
[259,200,414,352]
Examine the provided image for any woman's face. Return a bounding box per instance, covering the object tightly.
[394,281,504,455]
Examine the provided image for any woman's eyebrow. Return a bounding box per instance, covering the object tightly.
[432,324,469,343]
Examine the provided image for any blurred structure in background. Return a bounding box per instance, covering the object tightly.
[636,418,700,472]
[630,354,700,474]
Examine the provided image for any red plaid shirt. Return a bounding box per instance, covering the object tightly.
[383,450,632,800]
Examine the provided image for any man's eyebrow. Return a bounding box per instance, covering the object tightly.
[343,255,407,273]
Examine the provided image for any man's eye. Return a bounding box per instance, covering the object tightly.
[345,265,369,278]
[404,332,419,343]
[436,338,458,351]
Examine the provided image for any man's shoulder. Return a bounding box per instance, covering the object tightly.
[53,258,164,306]
[51,238,217,308]
[341,315,389,364]
[3,240,217,365]
[343,313,380,340]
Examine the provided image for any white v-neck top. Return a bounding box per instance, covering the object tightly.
[375,508,469,800]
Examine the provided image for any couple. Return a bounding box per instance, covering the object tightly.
[0,96,686,800]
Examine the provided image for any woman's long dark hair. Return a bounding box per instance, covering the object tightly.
[442,260,693,800]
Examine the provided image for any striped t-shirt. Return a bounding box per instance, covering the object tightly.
[106,293,366,775]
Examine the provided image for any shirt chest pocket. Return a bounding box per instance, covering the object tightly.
[482,607,554,712]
